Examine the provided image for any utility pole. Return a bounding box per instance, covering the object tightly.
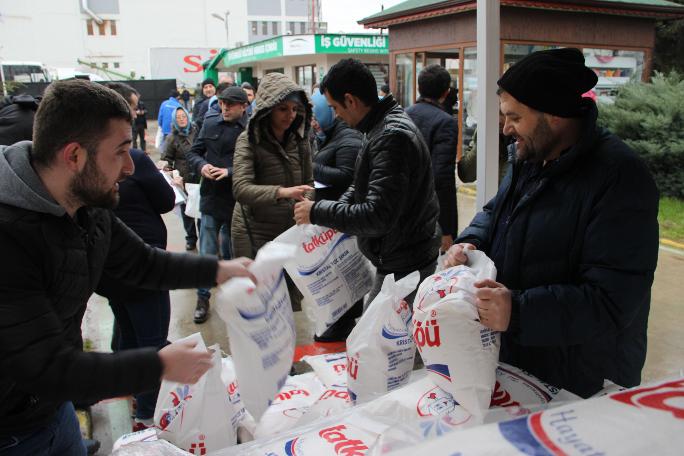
[211,11,230,47]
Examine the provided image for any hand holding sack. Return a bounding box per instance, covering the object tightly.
[413,250,499,418]
[215,242,297,421]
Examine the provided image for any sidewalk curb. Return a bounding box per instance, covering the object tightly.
[661,238,684,251]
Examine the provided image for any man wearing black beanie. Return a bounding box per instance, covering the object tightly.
[445,48,659,398]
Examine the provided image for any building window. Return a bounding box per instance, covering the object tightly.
[86,20,94,35]
[102,62,109,69]
[295,65,316,93]
[114,62,120,68]
[288,21,295,35]
[97,20,106,35]
[395,53,413,109]
[462,47,478,154]
[251,21,258,35]
[272,21,279,35]
[299,22,306,34]
[110,20,117,35]
[582,48,645,99]
[262,21,268,35]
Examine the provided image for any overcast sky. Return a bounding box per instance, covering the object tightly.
[322,0,405,33]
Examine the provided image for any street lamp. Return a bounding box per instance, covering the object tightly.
[211,11,230,47]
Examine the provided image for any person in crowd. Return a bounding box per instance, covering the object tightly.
[441,86,458,116]
[444,48,659,398]
[241,82,255,117]
[0,94,40,146]
[96,82,176,432]
[132,98,148,151]
[157,89,182,150]
[293,59,440,306]
[308,89,363,341]
[204,81,234,120]
[185,87,249,324]
[161,106,200,251]
[232,72,314,310]
[0,79,255,455]
[219,75,235,86]
[457,111,515,184]
[406,64,459,254]
[180,87,191,111]
[378,84,390,99]
[192,78,216,131]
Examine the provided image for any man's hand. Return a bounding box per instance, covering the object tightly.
[474,278,512,331]
[294,200,314,225]
[444,242,477,267]
[216,257,257,284]
[159,339,213,384]
[201,164,217,180]
[441,234,454,253]
[277,185,314,201]
[211,167,229,181]
[172,175,184,187]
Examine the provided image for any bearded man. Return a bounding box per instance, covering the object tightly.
[445,48,659,398]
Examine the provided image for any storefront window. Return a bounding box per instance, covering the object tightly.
[296,65,316,93]
[583,48,645,100]
[503,44,561,73]
[395,53,413,107]
[462,47,478,153]
[415,53,425,101]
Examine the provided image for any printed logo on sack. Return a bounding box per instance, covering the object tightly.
[610,379,684,420]
[302,228,338,253]
[298,232,351,276]
[158,385,192,430]
[226,380,242,405]
[416,387,473,435]
[414,315,441,352]
[320,388,351,402]
[318,425,369,455]
[276,389,311,402]
[382,299,413,343]
[495,366,553,404]
[490,381,531,416]
[500,410,605,456]
[426,364,452,382]
[284,437,304,456]
[347,353,359,380]
[415,268,469,311]
[188,434,206,455]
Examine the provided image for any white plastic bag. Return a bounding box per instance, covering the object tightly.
[254,372,325,439]
[413,250,499,418]
[184,183,201,219]
[346,271,420,404]
[220,357,257,442]
[154,334,237,453]
[301,352,348,387]
[215,242,297,421]
[296,384,354,426]
[275,224,374,336]
[154,127,163,150]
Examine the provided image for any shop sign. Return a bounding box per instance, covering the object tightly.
[315,34,389,55]
[225,37,283,65]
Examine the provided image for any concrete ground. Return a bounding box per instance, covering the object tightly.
[81,124,684,453]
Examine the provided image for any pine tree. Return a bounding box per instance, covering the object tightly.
[598,71,684,198]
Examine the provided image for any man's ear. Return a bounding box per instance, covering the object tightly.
[343,93,355,110]
[60,143,87,173]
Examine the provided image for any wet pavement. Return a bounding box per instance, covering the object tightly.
[80,126,684,453]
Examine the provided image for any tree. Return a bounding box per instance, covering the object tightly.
[598,71,684,198]
[653,1,684,73]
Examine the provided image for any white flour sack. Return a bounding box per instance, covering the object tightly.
[254,373,325,439]
[296,384,354,426]
[301,352,348,387]
[154,335,238,453]
[275,224,374,336]
[388,376,684,456]
[215,242,297,421]
[346,271,421,404]
[412,250,499,418]
[220,357,257,442]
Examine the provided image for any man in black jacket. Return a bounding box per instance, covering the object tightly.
[445,48,659,397]
[186,86,249,323]
[294,59,440,305]
[0,94,40,146]
[192,78,216,131]
[0,79,255,455]
[406,64,459,254]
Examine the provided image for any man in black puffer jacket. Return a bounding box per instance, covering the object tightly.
[294,59,440,305]
[445,48,659,398]
[406,64,459,254]
[0,80,255,455]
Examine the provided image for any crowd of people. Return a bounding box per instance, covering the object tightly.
[0,49,660,455]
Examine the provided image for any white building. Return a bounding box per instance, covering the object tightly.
[0,0,325,86]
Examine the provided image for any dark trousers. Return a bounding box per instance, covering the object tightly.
[132,125,146,151]
[109,289,170,420]
[180,203,199,245]
[0,402,86,455]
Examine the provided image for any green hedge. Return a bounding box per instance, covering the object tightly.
[597,71,684,199]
